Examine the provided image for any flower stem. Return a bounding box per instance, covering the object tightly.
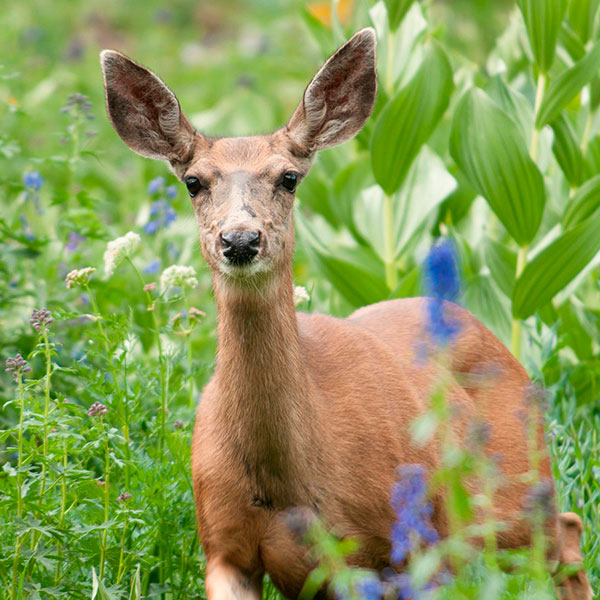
[39,326,52,502]
[98,417,110,579]
[185,300,195,410]
[510,245,528,359]
[529,71,547,163]
[384,193,398,291]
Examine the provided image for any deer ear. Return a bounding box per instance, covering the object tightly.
[100,50,196,162]
[286,28,377,153]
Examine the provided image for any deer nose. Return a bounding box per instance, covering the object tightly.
[219,230,261,265]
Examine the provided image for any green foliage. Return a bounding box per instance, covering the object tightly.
[1,0,599,598]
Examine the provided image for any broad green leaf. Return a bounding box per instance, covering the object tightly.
[465,275,511,345]
[512,217,600,318]
[559,22,586,62]
[484,239,517,297]
[355,147,456,262]
[517,0,567,72]
[450,88,546,246]
[486,76,532,142]
[585,134,600,175]
[91,568,114,600]
[383,0,415,30]
[568,0,600,43]
[371,42,454,195]
[536,43,600,127]
[551,114,585,186]
[296,212,389,306]
[562,174,600,228]
[129,564,141,600]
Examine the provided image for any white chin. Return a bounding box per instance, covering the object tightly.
[219,259,266,278]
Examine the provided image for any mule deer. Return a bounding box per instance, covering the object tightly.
[100,29,591,599]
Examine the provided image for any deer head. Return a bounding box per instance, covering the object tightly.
[100,29,376,288]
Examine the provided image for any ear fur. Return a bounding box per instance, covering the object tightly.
[286,28,377,153]
[100,50,196,162]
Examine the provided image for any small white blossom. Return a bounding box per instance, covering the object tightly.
[160,265,198,292]
[294,286,310,306]
[103,231,141,278]
[65,267,96,288]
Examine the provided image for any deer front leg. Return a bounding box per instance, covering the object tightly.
[205,558,263,600]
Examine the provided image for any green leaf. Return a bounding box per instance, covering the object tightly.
[536,43,600,128]
[91,568,114,600]
[450,88,546,246]
[551,114,585,186]
[484,239,517,297]
[383,0,415,31]
[517,0,567,72]
[512,218,600,318]
[559,22,586,62]
[562,174,600,228]
[568,0,600,43]
[129,564,141,600]
[371,41,454,195]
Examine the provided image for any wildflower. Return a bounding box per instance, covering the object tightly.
[390,464,438,564]
[65,267,96,288]
[23,171,44,190]
[144,199,177,235]
[524,479,555,521]
[144,260,161,275]
[103,231,141,278]
[524,383,550,411]
[117,491,132,502]
[423,239,461,347]
[66,232,86,252]
[466,419,491,449]
[165,185,177,199]
[5,354,31,379]
[144,282,157,292]
[174,420,185,430]
[355,575,383,600]
[160,264,198,292]
[282,506,317,539]
[61,93,93,119]
[29,308,55,331]
[294,286,310,306]
[19,215,35,241]
[147,176,166,195]
[88,401,108,417]
[167,243,180,259]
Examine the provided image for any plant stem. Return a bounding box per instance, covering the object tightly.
[10,374,26,600]
[185,300,195,410]
[98,417,110,579]
[529,71,547,162]
[383,193,398,291]
[39,326,52,502]
[116,515,129,584]
[510,245,528,359]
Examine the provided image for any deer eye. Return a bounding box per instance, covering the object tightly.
[185,176,204,197]
[281,172,298,193]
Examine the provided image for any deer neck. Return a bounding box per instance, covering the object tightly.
[212,268,317,505]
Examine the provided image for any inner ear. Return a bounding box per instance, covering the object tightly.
[286,28,377,154]
[100,50,197,162]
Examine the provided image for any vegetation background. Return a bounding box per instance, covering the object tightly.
[0,0,598,598]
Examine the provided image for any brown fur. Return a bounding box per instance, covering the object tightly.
[100,29,591,600]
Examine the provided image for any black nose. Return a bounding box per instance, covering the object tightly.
[220,230,260,265]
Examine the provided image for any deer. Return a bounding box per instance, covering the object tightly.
[100,28,591,600]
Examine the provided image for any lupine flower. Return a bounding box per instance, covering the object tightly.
[145,199,177,235]
[524,479,555,520]
[147,176,166,195]
[390,464,438,564]
[167,243,180,259]
[174,420,185,430]
[88,401,108,417]
[423,239,461,347]
[294,286,310,306]
[117,491,132,502]
[5,354,31,379]
[61,93,93,119]
[65,267,96,288]
[160,264,198,292]
[66,232,86,252]
[29,308,55,331]
[103,231,141,278]
[23,171,44,190]
[355,575,383,600]
[165,185,177,199]
[144,260,160,275]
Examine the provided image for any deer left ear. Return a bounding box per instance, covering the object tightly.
[286,28,377,154]
[100,50,197,163]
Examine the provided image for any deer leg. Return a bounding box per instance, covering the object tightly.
[553,512,592,600]
[205,558,263,600]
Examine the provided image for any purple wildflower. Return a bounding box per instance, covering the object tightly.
[19,215,35,241]
[88,401,108,417]
[524,479,555,520]
[66,232,86,252]
[165,185,177,199]
[29,308,55,331]
[5,354,31,379]
[147,176,166,195]
[173,420,185,430]
[423,239,461,346]
[117,491,132,502]
[61,93,93,120]
[145,200,176,235]
[390,464,438,564]
[356,575,383,600]
[23,171,44,190]
[144,260,161,275]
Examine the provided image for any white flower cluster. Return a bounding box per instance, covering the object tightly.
[293,286,310,306]
[160,265,199,292]
[65,267,96,289]
[103,231,141,278]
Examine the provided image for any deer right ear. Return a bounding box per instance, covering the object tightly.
[100,50,196,162]
[286,28,377,154]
